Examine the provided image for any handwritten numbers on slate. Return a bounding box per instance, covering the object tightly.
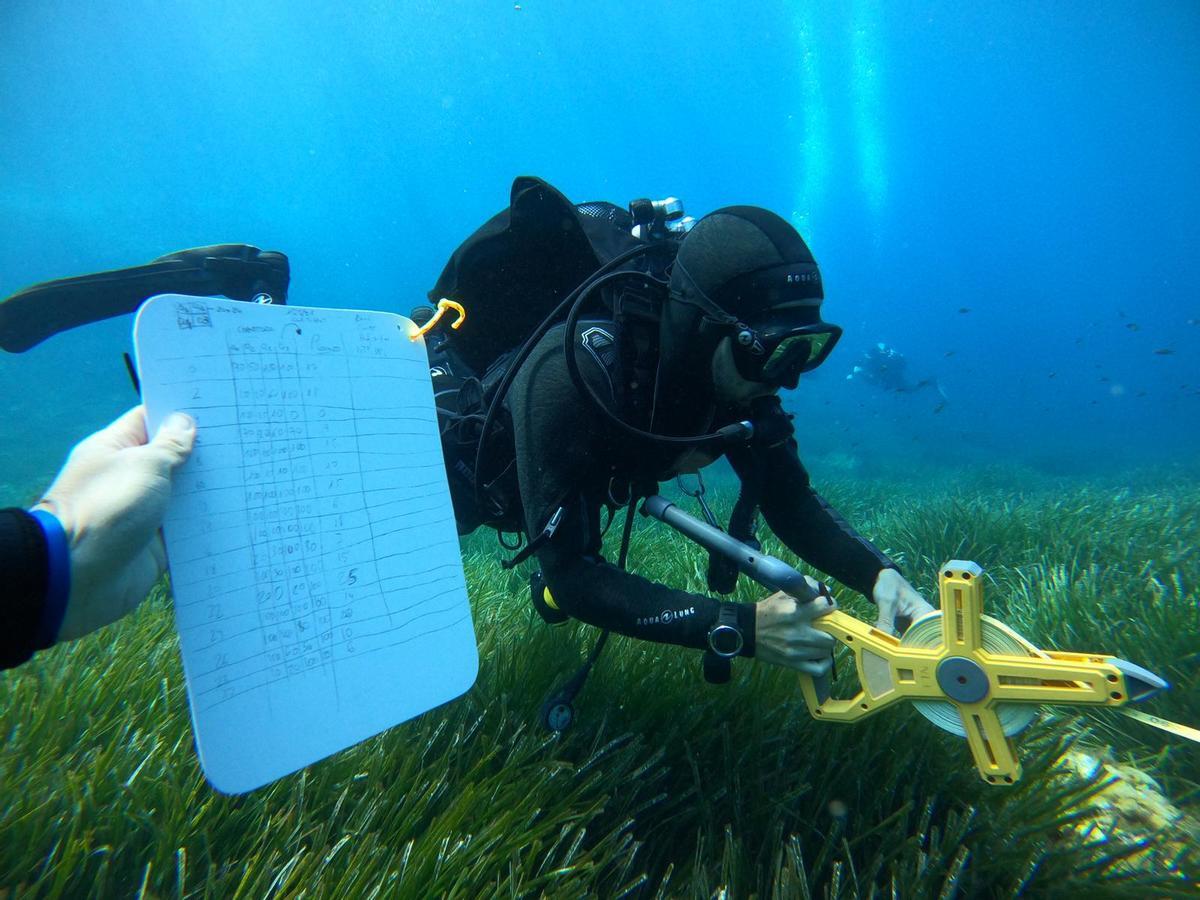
[135,297,476,793]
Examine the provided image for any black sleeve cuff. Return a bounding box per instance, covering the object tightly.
[1,507,49,670]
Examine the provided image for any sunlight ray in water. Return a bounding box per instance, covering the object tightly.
[849,0,889,233]
[792,6,830,249]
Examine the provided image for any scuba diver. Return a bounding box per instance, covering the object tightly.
[846,341,943,398]
[0,178,934,719]
[417,178,934,711]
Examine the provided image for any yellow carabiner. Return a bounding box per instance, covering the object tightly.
[409,298,467,340]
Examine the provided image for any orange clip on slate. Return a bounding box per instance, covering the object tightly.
[409,298,466,340]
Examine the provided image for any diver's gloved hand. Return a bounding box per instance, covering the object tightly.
[754,580,837,677]
[872,568,935,637]
[33,406,195,641]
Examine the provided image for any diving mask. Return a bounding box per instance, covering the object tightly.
[732,321,842,386]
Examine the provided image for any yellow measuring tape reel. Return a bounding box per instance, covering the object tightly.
[798,560,1176,785]
[640,497,1186,786]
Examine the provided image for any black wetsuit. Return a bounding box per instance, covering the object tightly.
[0,508,52,669]
[502,319,898,657]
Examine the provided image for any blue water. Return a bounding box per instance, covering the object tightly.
[2,0,1198,498]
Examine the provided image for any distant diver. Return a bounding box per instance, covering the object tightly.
[846,341,946,400]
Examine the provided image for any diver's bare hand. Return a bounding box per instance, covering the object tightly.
[872,568,935,637]
[754,580,837,677]
[33,406,195,641]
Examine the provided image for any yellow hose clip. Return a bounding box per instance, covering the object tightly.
[409,298,466,341]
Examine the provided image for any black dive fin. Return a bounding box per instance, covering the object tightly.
[0,244,289,353]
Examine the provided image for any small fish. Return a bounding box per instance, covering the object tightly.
[1100,376,1109,382]
[1125,322,1140,331]
[944,350,955,357]
[1118,309,1128,318]
[933,402,946,414]
[1048,372,1056,379]
[1154,348,1175,356]
[958,307,971,314]
[1136,391,1147,397]
[1187,319,1198,326]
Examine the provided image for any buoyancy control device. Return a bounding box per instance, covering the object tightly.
[419,177,771,600]
[416,177,696,541]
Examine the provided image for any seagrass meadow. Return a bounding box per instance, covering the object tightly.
[1,471,1198,898]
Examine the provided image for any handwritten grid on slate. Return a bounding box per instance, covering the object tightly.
[135,296,476,793]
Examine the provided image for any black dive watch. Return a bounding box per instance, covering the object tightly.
[708,603,744,657]
[703,603,744,684]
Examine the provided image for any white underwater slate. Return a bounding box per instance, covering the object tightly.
[134,294,476,793]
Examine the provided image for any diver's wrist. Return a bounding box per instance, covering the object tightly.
[872,565,902,595]
[27,508,70,647]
